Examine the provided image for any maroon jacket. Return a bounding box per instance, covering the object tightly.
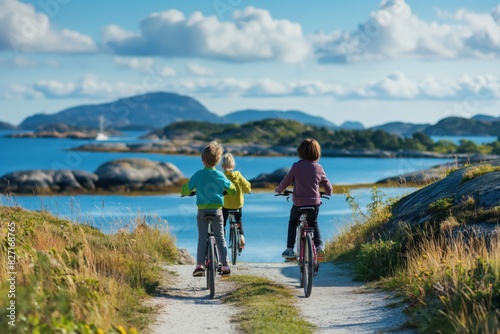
[275,159,332,206]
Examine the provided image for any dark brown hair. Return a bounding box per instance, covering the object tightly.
[201,141,223,167]
[297,138,321,161]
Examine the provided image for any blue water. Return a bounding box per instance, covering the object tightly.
[1,130,451,262]
[431,135,497,145]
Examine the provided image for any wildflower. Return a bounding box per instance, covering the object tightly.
[115,325,127,334]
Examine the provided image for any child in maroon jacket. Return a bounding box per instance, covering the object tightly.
[275,138,333,261]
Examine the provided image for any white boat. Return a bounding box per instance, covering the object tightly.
[95,115,109,141]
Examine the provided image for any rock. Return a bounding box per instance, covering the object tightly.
[95,158,184,191]
[72,170,98,190]
[381,159,500,238]
[0,170,97,193]
[376,165,449,185]
[177,249,196,265]
[250,168,290,188]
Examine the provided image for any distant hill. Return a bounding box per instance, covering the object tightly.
[340,121,364,130]
[221,109,338,129]
[19,92,221,130]
[0,121,16,130]
[472,114,500,122]
[370,122,429,136]
[423,117,500,137]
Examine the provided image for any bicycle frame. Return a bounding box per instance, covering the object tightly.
[296,210,317,266]
[227,210,241,265]
[275,189,329,298]
[203,214,220,299]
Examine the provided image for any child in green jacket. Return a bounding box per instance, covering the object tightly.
[181,141,236,277]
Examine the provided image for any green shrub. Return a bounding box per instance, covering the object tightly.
[429,197,454,213]
[354,240,402,281]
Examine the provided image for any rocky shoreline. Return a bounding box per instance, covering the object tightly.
[1,153,497,195]
[70,141,498,159]
[0,158,184,194]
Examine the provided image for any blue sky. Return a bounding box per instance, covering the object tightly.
[1,0,500,127]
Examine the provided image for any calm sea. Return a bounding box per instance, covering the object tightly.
[1,130,475,262]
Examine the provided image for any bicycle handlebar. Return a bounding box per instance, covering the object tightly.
[274,190,330,200]
[181,190,228,197]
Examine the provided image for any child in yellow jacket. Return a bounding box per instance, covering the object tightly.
[221,153,251,249]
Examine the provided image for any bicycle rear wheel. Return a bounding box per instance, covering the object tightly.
[207,237,216,299]
[230,224,239,265]
[303,234,314,298]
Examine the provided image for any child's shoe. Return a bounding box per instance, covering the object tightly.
[316,248,325,262]
[192,265,205,277]
[282,248,295,259]
[221,266,231,276]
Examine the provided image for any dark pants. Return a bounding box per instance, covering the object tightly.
[287,205,322,249]
[222,208,244,235]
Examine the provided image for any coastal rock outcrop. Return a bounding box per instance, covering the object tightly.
[95,158,184,191]
[381,159,500,238]
[250,168,289,188]
[0,158,184,194]
[0,170,97,193]
[375,153,497,185]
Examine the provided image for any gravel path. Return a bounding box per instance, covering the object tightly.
[149,262,415,334]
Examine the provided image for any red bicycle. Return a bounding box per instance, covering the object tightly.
[276,190,329,298]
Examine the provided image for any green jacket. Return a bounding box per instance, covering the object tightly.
[181,167,236,209]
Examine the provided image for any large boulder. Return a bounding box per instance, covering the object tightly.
[250,168,290,188]
[381,159,500,238]
[0,170,97,193]
[95,158,184,191]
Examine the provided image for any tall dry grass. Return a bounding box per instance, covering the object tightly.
[326,188,500,332]
[0,205,177,333]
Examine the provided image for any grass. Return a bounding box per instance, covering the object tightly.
[224,275,315,334]
[461,164,500,184]
[325,185,500,333]
[0,205,178,333]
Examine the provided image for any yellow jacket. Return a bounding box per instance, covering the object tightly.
[223,171,251,209]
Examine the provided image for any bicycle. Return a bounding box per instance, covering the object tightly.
[275,189,329,298]
[226,209,242,265]
[182,191,226,299]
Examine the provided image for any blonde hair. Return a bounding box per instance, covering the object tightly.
[201,141,223,167]
[297,138,321,161]
[221,153,235,170]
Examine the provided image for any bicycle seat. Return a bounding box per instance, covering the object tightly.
[227,209,240,214]
[204,214,217,221]
[298,206,315,212]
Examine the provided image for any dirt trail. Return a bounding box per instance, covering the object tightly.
[149,262,415,334]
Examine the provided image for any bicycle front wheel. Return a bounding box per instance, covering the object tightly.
[230,224,239,265]
[303,233,314,298]
[207,237,216,299]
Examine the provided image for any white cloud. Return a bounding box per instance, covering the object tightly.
[103,7,310,63]
[114,57,177,77]
[169,72,500,101]
[0,0,96,53]
[7,72,499,102]
[312,0,500,63]
[114,57,154,70]
[7,76,139,100]
[5,83,43,99]
[187,63,215,76]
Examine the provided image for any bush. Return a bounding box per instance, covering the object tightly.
[354,240,402,281]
